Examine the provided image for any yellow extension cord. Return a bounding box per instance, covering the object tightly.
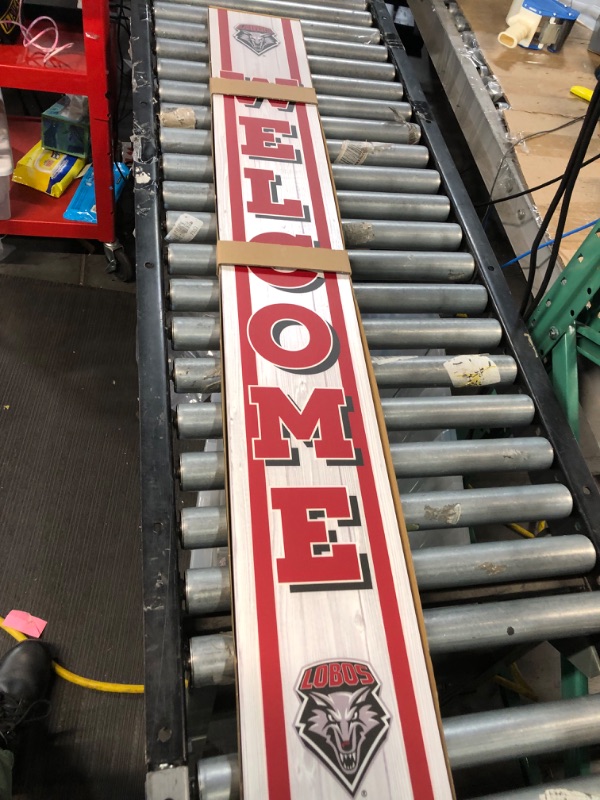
[0,616,144,694]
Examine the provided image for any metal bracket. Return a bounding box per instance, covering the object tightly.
[529,221,600,358]
[146,767,191,800]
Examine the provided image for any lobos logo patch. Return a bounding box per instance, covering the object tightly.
[234,23,279,56]
[295,660,390,794]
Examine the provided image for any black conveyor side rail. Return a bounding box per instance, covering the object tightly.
[131,0,187,774]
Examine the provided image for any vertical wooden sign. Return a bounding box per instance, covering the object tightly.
[209,7,454,798]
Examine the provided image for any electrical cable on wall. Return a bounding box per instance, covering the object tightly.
[521,67,600,319]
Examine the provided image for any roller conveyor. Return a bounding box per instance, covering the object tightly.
[131,0,600,797]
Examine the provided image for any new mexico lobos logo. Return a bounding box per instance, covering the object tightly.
[234,23,279,56]
[295,660,390,794]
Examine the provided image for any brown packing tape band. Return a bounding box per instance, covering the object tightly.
[209,77,318,105]
[216,240,351,275]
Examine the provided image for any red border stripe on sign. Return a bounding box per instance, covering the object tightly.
[218,7,232,72]
[223,87,291,798]
[323,273,435,799]
[236,267,292,800]
[281,17,300,85]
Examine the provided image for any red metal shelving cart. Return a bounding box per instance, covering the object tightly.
[0,1,115,244]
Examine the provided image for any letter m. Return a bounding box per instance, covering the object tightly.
[249,386,356,464]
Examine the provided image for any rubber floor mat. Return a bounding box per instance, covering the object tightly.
[0,274,144,800]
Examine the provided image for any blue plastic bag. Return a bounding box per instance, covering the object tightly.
[63,163,130,223]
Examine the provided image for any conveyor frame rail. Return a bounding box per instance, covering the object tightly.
[132,0,188,776]
[132,0,600,794]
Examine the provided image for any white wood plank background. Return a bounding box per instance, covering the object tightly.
[210,7,453,798]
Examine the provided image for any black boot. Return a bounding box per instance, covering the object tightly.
[0,641,52,752]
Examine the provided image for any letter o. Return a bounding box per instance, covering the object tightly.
[247,303,339,374]
[313,664,328,689]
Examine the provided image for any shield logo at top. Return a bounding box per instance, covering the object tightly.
[233,23,280,56]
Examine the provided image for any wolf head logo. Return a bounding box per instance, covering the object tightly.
[295,660,390,794]
[233,24,279,56]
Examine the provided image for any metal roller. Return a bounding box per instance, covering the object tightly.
[402,484,572,530]
[162,154,214,184]
[178,436,553,491]
[331,165,440,194]
[163,182,214,212]
[155,40,394,82]
[361,317,502,349]
[175,395,534,440]
[162,182,450,224]
[154,16,381,46]
[413,535,596,590]
[472,775,600,800]
[156,0,373,27]
[165,212,217,243]
[160,82,411,122]
[305,37,388,64]
[338,191,449,222]
[181,513,593,591]
[172,356,223,394]
[176,401,223,437]
[380,394,534,430]
[179,449,224,491]
[445,695,600,768]
[160,117,421,153]
[170,315,502,352]
[165,211,463,251]
[159,80,211,106]
[167,243,474,283]
[322,117,420,146]
[347,251,474,282]
[156,37,209,61]
[160,126,212,154]
[155,35,389,65]
[159,123,429,167]
[161,155,440,196]
[181,506,227,549]
[169,278,487,314]
[327,140,429,168]
[185,567,231,615]
[313,74,402,99]
[160,105,211,131]
[168,243,216,276]
[197,755,241,800]
[194,698,600,796]
[186,577,598,652]
[171,354,518,394]
[179,483,573,549]
[318,95,410,122]
[371,354,516,388]
[313,56,396,82]
[189,633,236,687]
[391,437,553,478]
[426,592,600,654]
[158,58,209,83]
[342,220,461,251]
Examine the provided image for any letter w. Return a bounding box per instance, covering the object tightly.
[249,386,355,463]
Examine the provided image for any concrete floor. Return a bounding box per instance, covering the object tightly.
[0,248,135,294]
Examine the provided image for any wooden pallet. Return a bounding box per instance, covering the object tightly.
[210,7,454,797]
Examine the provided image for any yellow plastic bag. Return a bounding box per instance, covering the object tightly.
[12,141,86,198]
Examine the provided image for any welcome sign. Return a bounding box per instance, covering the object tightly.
[209,7,454,797]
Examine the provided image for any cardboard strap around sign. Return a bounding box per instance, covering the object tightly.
[209,77,317,105]
[216,240,351,275]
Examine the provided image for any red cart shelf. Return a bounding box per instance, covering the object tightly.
[0,1,115,242]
